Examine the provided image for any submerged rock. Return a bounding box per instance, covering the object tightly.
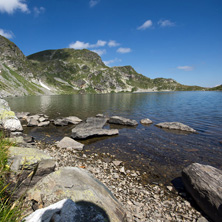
[56,137,84,151]
[25,198,111,222]
[156,122,196,133]
[140,118,153,125]
[182,163,222,222]
[108,116,138,126]
[26,167,127,222]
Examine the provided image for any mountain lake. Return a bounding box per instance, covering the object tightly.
[6,91,222,184]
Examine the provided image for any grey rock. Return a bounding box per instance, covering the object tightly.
[27,117,39,126]
[113,160,122,166]
[38,121,50,127]
[56,137,84,151]
[53,118,69,126]
[25,198,111,222]
[182,163,222,222]
[72,128,119,139]
[197,217,209,222]
[96,114,105,118]
[71,117,118,139]
[39,116,47,122]
[156,122,196,133]
[3,118,23,131]
[109,116,138,126]
[65,116,82,125]
[140,118,153,124]
[15,112,30,119]
[26,167,127,222]
[27,115,40,122]
[8,147,55,198]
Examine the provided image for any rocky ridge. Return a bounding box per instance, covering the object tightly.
[0,35,207,97]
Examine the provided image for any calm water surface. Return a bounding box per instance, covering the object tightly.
[6,91,222,183]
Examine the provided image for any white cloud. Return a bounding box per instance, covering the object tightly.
[158,19,175,27]
[69,41,90,49]
[69,40,106,49]
[92,49,106,56]
[0,0,29,14]
[34,6,45,17]
[117,47,132,54]
[108,40,120,47]
[177,66,193,71]
[89,0,100,7]
[137,20,152,30]
[0,28,14,39]
[104,58,122,66]
[92,40,106,47]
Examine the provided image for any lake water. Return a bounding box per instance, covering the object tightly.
[6,91,222,184]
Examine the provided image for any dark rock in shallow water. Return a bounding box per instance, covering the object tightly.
[182,163,222,222]
[156,122,196,133]
[72,128,119,139]
[71,117,118,139]
[108,116,138,126]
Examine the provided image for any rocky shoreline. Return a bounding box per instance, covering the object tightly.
[36,141,207,222]
[1,98,219,221]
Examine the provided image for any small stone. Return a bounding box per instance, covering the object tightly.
[113,160,122,166]
[120,166,126,175]
[140,118,153,125]
[167,186,173,192]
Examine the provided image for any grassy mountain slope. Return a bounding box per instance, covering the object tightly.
[0,35,209,96]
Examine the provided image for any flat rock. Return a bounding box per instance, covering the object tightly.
[25,198,111,222]
[26,167,126,222]
[8,146,53,171]
[182,163,222,222]
[38,121,50,127]
[65,116,82,125]
[72,128,119,139]
[140,118,153,124]
[71,117,117,139]
[108,116,138,126]
[73,117,107,130]
[156,122,196,133]
[56,137,84,151]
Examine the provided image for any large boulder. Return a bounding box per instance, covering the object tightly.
[156,122,196,133]
[182,163,222,222]
[25,198,111,222]
[26,167,127,222]
[8,147,56,198]
[108,116,138,126]
[71,117,118,139]
[56,137,84,151]
[0,99,23,131]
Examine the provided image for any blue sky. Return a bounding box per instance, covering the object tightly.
[0,0,221,87]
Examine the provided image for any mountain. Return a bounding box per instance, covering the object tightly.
[209,85,222,91]
[0,35,207,97]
